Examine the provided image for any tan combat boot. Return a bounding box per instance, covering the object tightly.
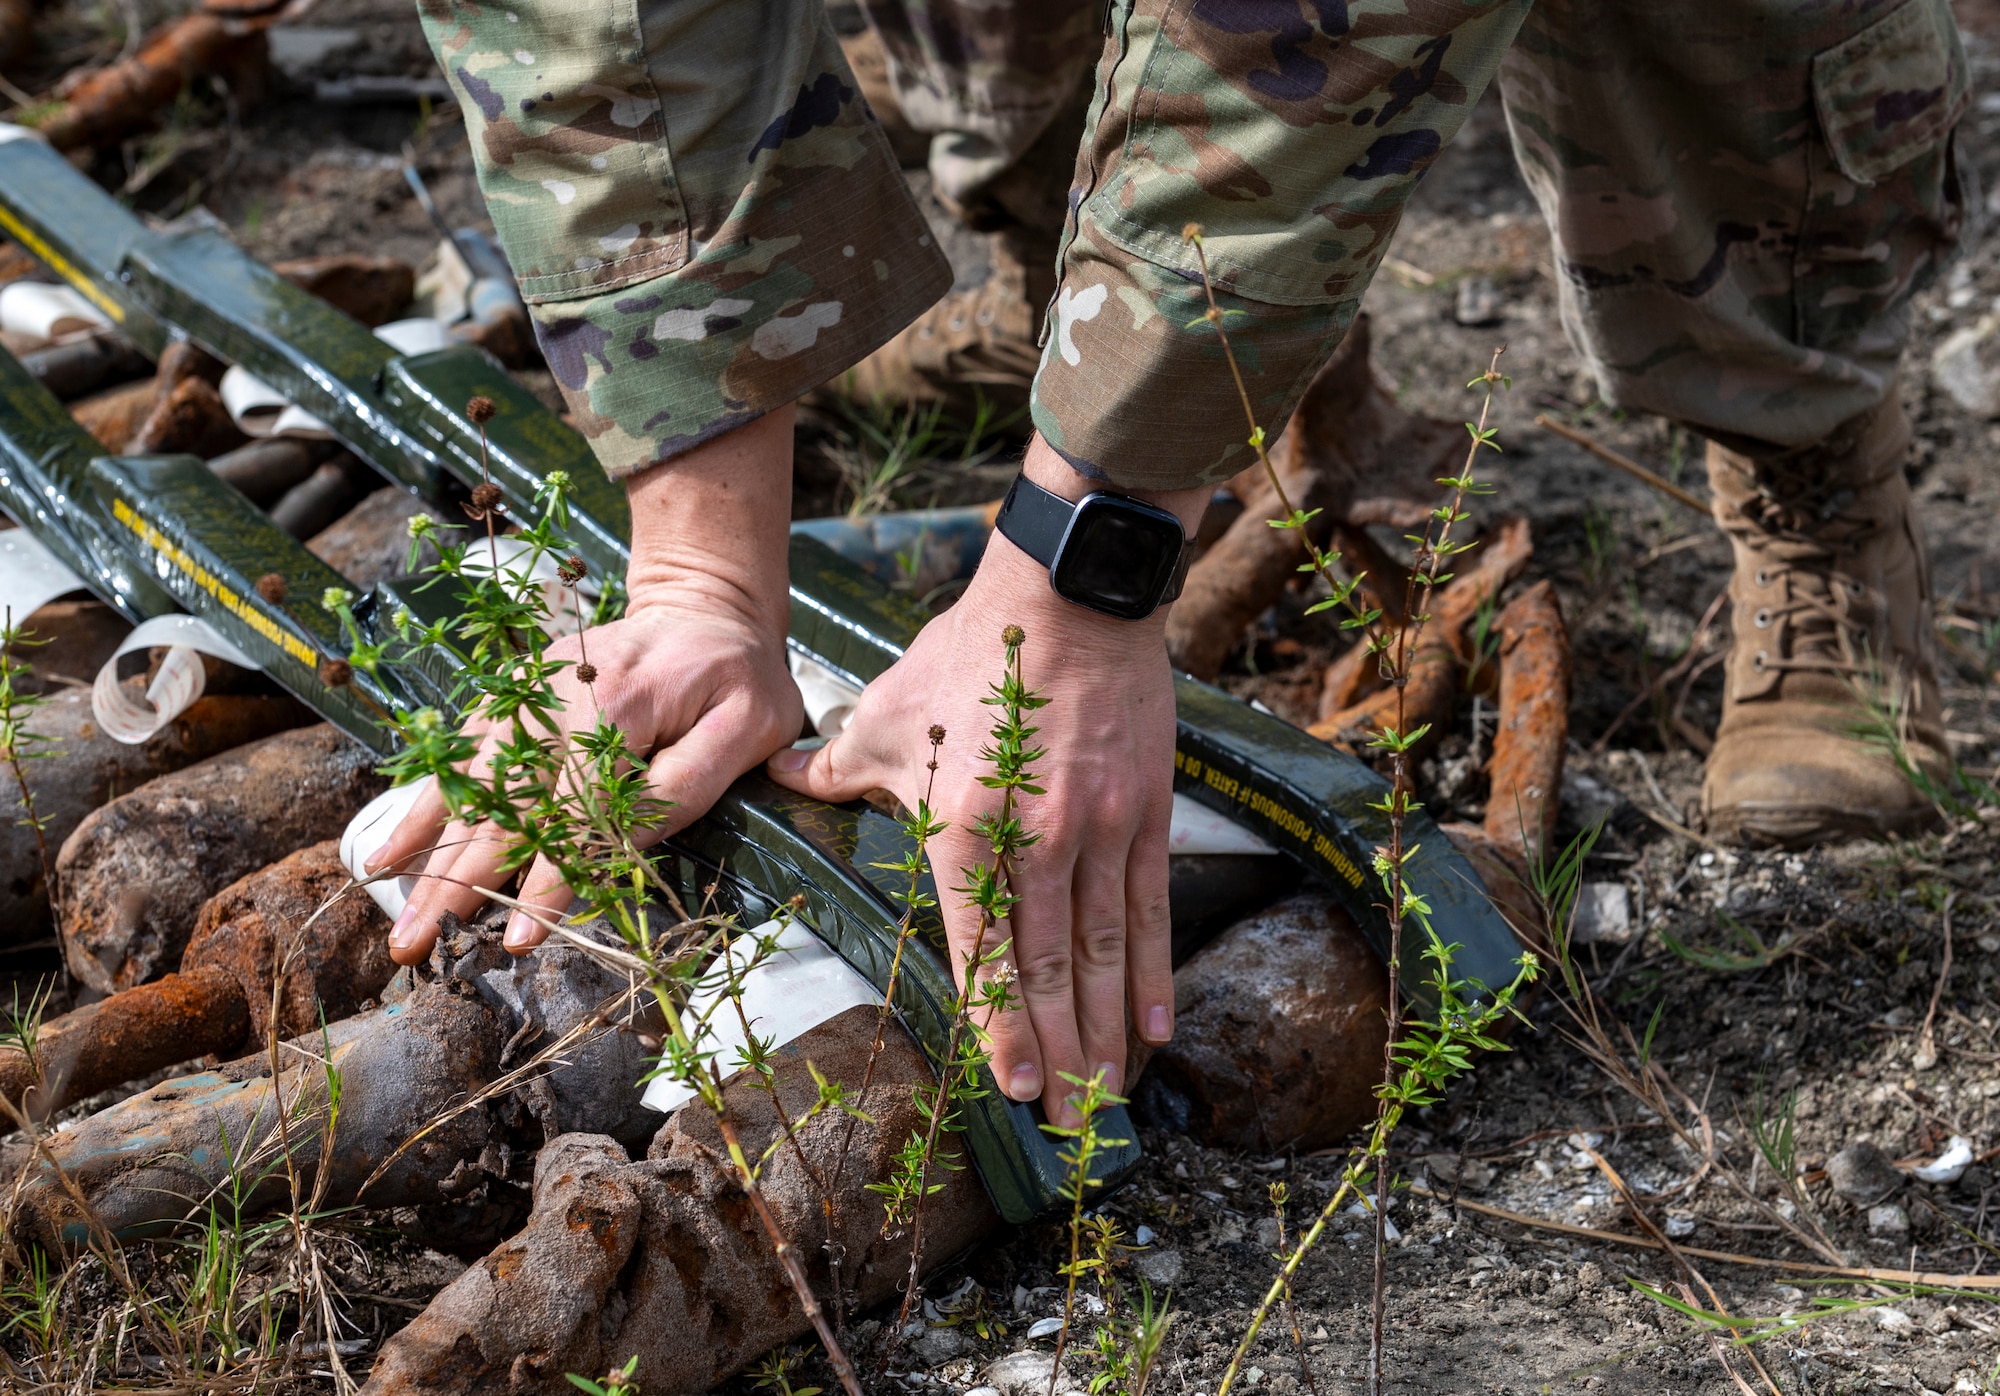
[831,222,1053,415]
[1702,397,1948,846]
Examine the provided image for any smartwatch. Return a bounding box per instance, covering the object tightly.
[993,472,1194,621]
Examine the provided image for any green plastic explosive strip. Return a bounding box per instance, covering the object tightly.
[0,134,1527,1218]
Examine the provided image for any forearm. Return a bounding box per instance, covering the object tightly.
[624,405,796,635]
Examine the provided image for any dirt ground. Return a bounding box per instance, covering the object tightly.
[4,0,2000,1393]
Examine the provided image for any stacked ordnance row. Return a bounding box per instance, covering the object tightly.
[0,127,1554,1393]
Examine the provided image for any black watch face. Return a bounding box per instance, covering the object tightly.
[1049,495,1186,621]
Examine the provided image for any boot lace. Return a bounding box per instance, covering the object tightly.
[1731,496,1882,685]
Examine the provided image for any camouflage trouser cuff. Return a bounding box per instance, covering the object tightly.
[1028,216,1351,494]
[532,217,953,481]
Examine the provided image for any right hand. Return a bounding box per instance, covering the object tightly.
[365,593,801,963]
[364,405,801,964]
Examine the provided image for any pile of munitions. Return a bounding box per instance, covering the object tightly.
[0,120,1570,1393]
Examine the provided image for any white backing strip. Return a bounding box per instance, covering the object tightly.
[0,529,92,627]
[91,614,258,744]
[217,319,453,441]
[0,282,110,347]
[641,917,881,1116]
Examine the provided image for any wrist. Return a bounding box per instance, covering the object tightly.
[975,434,1207,636]
[623,406,795,635]
[1022,435,1210,534]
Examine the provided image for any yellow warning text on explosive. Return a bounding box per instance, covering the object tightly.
[112,499,318,668]
[1174,747,1364,888]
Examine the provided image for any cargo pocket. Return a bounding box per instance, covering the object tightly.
[425,0,688,304]
[1811,0,1969,186]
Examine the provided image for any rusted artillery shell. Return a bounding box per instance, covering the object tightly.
[20,333,154,401]
[1165,331,1366,682]
[1166,316,1462,681]
[1131,892,1389,1153]
[5,918,660,1249]
[0,841,392,1120]
[1485,579,1570,861]
[153,338,228,390]
[0,243,37,287]
[57,723,387,993]
[306,488,448,589]
[208,436,332,506]
[39,15,269,152]
[4,977,511,1250]
[68,378,158,450]
[269,458,362,540]
[124,373,245,457]
[0,965,245,1123]
[1,684,314,940]
[1309,638,1459,755]
[186,838,395,1044]
[272,255,416,328]
[1314,515,1533,724]
[14,597,128,693]
[364,1003,998,1396]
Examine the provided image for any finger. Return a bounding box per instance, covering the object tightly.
[503,855,575,953]
[1125,806,1175,1047]
[364,777,447,877]
[1004,837,1090,1126]
[932,822,1046,1107]
[388,817,516,965]
[765,703,906,806]
[1068,840,1130,1106]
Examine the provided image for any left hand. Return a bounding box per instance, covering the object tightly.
[767,435,1208,1124]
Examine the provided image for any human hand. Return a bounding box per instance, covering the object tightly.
[366,407,801,965]
[766,437,1207,1124]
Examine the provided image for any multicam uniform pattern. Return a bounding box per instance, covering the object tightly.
[424,0,1969,494]
[1034,0,1971,490]
[415,0,950,479]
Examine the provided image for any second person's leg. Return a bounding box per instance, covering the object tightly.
[1500,0,1972,843]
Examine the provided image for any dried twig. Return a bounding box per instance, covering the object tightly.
[1913,892,1956,1072]
[1408,1183,2000,1288]
[1535,415,1708,515]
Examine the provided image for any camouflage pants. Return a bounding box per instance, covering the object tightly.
[1033,0,1973,489]
[423,0,1970,492]
[415,0,952,479]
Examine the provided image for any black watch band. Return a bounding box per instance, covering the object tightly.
[993,472,1194,621]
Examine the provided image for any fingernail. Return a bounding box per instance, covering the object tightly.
[1008,1062,1041,1102]
[1096,1061,1120,1094]
[1145,1004,1172,1042]
[363,838,392,876]
[388,905,418,949]
[769,746,810,773]
[503,913,533,951]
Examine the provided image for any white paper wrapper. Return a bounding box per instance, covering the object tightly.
[0,529,92,625]
[0,281,110,346]
[90,614,257,744]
